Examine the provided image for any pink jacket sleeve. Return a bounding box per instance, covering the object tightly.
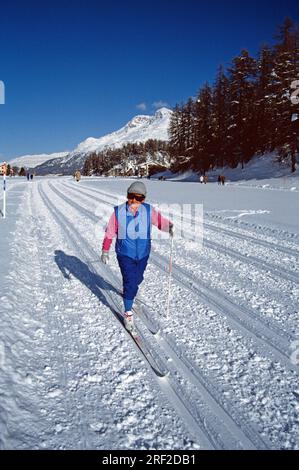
[102,212,118,251]
[151,207,172,231]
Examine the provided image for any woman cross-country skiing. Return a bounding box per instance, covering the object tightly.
[101,181,173,332]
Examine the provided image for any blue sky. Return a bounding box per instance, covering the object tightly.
[0,0,298,160]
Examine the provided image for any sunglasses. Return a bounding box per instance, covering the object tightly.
[127,193,145,202]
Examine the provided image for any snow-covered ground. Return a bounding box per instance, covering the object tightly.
[0,175,298,450]
[159,153,299,191]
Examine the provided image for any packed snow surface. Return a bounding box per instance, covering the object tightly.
[0,174,298,449]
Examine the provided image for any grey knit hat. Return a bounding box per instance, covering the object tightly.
[127,181,147,197]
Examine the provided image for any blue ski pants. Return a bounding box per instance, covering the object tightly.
[117,254,149,311]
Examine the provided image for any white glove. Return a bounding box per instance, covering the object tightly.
[169,223,174,238]
[101,250,109,264]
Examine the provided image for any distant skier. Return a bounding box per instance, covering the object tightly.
[74,170,81,182]
[27,173,30,181]
[101,181,173,332]
[199,175,204,184]
[30,174,33,180]
[218,175,221,185]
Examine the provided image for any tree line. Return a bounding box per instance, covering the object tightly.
[82,139,170,176]
[169,17,299,173]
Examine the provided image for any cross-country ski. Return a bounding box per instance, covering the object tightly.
[0,1,299,458]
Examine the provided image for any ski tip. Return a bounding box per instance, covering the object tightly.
[151,328,161,337]
[156,370,170,379]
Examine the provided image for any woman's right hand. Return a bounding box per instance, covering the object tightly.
[101,250,109,264]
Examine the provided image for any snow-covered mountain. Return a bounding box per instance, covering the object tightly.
[75,107,171,154]
[9,152,69,170]
[34,107,172,175]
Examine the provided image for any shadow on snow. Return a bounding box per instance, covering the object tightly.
[54,250,120,311]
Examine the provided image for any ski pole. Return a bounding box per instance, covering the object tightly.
[2,162,6,219]
[166,235,174,318]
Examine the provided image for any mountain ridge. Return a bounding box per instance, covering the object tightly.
[10,107,172,174]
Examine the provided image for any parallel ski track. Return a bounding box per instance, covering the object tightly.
[203,239,298,284]
[63,181,299,285]
[32,185,97,449]
[57,180,299,372]
[67,181,299,260]
[63,182,298,334]
[203,218,299,258]
[39,180,271,450]
[37,184,166,377]
[37,182,218,449]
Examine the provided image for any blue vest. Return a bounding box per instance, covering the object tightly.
[115,202,152,260]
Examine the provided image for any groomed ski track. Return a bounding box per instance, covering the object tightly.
[2,177,298,449]
[53,179,299,373]
[28,177,297,449]
[37,180,270,450]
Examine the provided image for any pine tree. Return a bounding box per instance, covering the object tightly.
[255,44,277,154]
[169,104,186,157]
[192,83,213,173]
[82,157,91,176]
[168,17,298,174]
[272,18,299,171]
[212,65,230,167]
[227,49,258,168]
[182,98,195,151]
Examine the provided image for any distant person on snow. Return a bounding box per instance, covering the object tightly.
[218,175,221,185]
[199,175,204,184]
[27,173,30,181]
[74,170,81,182]
[30,174,33,180]
[101,181,173,333]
